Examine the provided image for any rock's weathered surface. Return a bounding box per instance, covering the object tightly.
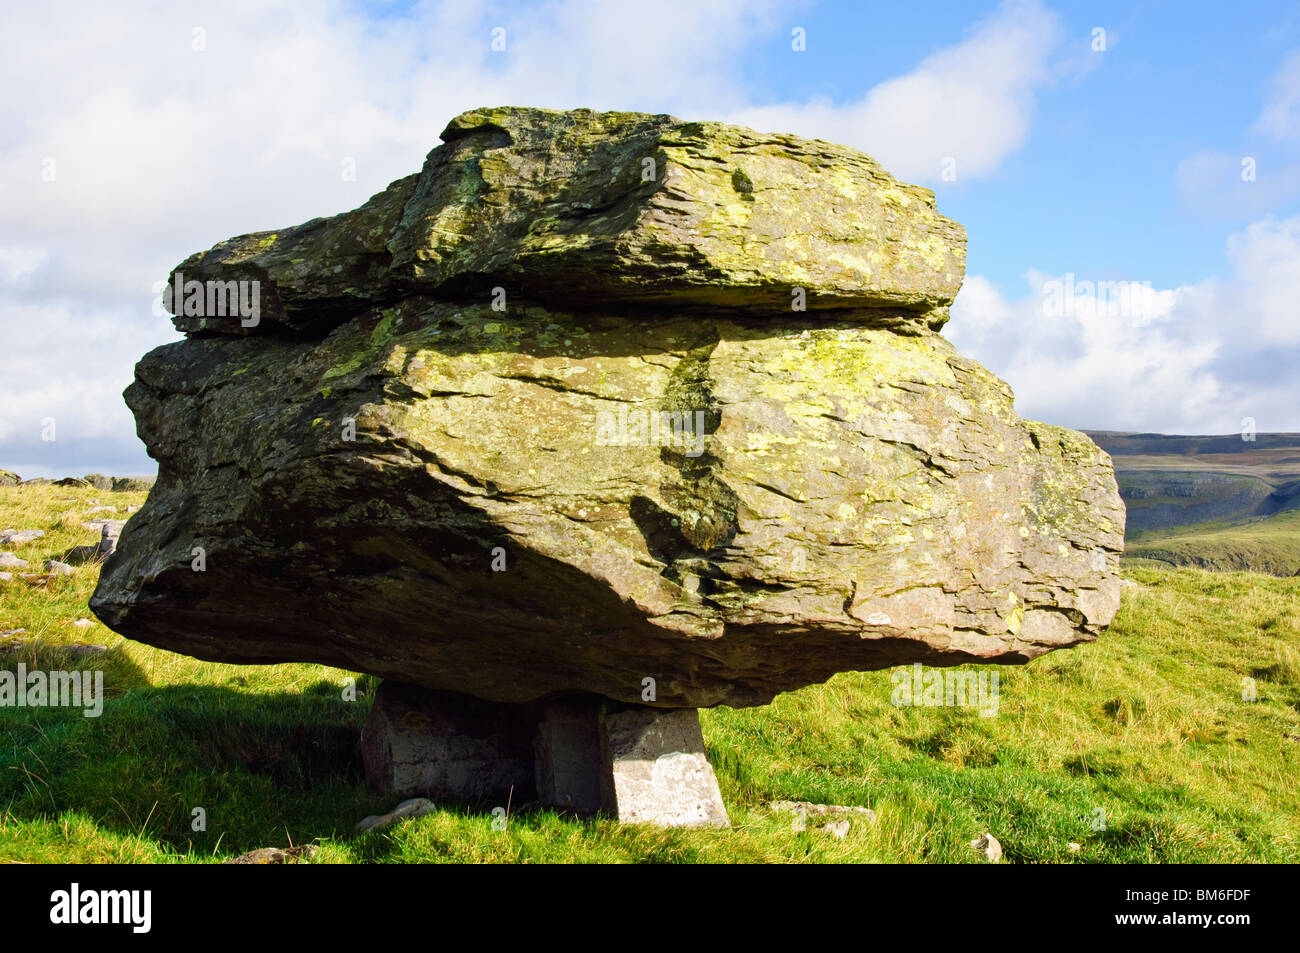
[167,107,965,334]
[91,106,1124,711]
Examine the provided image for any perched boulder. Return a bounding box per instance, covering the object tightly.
[91,107,1123,711]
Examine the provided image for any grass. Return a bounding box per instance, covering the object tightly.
[1126,510,1300,577]
[1,483,1298,863]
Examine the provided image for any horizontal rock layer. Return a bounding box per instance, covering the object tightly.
[92,298,1124,707]
[169,106,965,335]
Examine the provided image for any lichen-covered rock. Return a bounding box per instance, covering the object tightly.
[166,106,965,335]
[92,106,1122,709]
[92,311,1123,707]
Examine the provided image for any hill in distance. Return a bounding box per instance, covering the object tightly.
[1086,431,1300,575]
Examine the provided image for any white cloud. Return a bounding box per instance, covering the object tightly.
[1254,47,1300,140]
[0,0,793,476]
[1179,48,1300,217]
[946,215,1300,434]
[727,0,1066,183]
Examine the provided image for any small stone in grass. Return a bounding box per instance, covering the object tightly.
[769,800,877,822]
[1,529,45,546]
[67,644,108,658]
[224,845,317,865]
[823,819,851,839]
[44,560,75,575]
[356,797,438,835]
[971,832,1003,863]
[0,553,29,569]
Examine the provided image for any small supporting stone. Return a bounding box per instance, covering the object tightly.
[532,700,604,813]
[359,682,730,828]
[360,682,536,801]
[598,705,730,828]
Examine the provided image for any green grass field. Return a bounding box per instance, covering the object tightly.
[2,484,1298,863]
[1126,510,1300,577]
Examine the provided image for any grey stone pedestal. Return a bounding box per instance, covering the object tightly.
[360,682,729,828]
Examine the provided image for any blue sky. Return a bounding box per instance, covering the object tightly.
[2,0,1299,476]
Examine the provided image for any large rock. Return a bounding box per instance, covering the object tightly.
[91,106,1123,711]
[166,106,965,334]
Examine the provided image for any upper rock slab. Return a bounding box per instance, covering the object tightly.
[168,107,966,334]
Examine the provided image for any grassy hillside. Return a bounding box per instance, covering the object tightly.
[1127,510,1300,577]
[1086,431,1300,575]
[1,483,1298,863]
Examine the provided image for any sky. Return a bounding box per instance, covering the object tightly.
[2,0,1298,477]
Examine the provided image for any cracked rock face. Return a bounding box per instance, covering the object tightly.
[91,106,1124,709]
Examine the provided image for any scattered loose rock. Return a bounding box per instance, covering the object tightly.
[0,553,28,569]
[769,800,878,821]
[66,643,108,658]
[44,560,75,576]
[1,529,45,546]
[770,800,877,836]
[223,845,317,865]
[971,832,1003,863]
[824,819,852,839]
[0,572,12,583]
[72,618,93,628]
[112,477,154,492]
[85,505,117,515]
[355,797,438,835]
